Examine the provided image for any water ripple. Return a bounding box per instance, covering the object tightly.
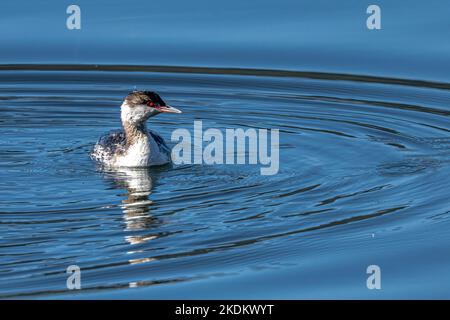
[0,65,449,298]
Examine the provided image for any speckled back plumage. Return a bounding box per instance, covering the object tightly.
[91,129,171,167]
[91,130,126,164]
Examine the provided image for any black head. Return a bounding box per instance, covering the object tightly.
[121,91,182,124]
[125,91,167,108]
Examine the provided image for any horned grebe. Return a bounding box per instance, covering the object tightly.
[91,91,181,167]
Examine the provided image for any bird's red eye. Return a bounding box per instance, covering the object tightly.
[147,101,154,107]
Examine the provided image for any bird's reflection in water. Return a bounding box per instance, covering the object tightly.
[102,167,161,263]
[101,166,187,289]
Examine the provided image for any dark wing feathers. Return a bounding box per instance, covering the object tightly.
[149,130,170,154]
[91,130,126,162]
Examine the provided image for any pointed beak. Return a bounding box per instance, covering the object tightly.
[157,105,182,114]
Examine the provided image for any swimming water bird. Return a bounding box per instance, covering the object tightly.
[91,91,182,167]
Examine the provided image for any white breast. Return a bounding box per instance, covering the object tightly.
[113,134,170,167]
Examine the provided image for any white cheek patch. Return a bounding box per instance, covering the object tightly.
[121,103,148,124]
